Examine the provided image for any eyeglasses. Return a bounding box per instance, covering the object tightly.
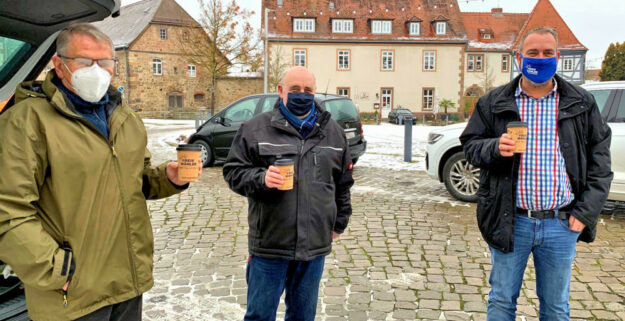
[58,55,117,69]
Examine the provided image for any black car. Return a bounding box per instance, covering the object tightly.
[388,108,417,124]
[188,93,367,167]
[0,1,121,319]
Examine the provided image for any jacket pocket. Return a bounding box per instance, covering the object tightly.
[308,181,336,251]
[258,142,298,164]
[311,146,343,184]
[257,193,297,251]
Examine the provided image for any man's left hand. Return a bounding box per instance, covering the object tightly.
[568,215,585,232]
[166,162,201,186]
[332,232,340,240]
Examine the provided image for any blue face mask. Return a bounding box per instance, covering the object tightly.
[520,54,558,84]
[284,92,314,116]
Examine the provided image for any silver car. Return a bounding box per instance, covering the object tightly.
[426,82,625,203]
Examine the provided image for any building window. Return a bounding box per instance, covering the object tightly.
[424,51,436,71]
[563,58,574,71]
[168,94,183,108]
[115,59,119,76]
[173,66,178,74]
[188,64,196,77]
[337,50,350,70]
[501,55,509,72]
[372,20,392,34]
[337,87,350,97]
[381,50,394,71]
[381,88,393,109]
[468,54,483,72]
[152,58,162,75]
[160,28,167,40]
[409,22,420,35]
[194,93,205,102]
[423,88,434,110]
[294,18,315,32]
[182,31,189,41]
[482,34,492,39]
[293,49,307,67]
[333,19,353,33]
[435,22,446,35]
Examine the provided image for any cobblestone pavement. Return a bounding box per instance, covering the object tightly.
[142,166,625,321]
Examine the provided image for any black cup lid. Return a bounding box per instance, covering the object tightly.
[176,144,202,151]
[275,158,294,166]
[507,121,528,128]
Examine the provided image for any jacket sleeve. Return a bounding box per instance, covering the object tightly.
[0,110,71,291]
[460,97,504,167]
[223,123,273,198]
[569,98,613,228]
[141,148,188,200]
[333,139,354,234]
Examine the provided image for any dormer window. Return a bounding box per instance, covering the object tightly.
[409,22,420,35]
[372,20,392,34]
[333,19,353,33]
[435,22,446,35]
[294,18,315,32]
[482,34,492,39]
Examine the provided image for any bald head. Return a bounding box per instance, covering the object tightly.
[278,66,316,103]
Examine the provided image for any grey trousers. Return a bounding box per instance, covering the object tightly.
[73,295,142,321]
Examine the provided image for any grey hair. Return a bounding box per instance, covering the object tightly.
[57,22,115,57]
[519,27,559,53]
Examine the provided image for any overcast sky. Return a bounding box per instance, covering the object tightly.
[122,0,624,69]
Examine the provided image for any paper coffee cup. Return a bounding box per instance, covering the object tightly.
[176,144,202,181]
[275,158,294,191]
[507,121,528,153]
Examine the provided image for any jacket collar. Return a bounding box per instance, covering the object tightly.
[492,74,584,114]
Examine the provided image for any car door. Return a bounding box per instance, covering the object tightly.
[608,90,625,201]
[211,96,261,158]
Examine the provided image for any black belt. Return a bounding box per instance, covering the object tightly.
[516,208,569,219]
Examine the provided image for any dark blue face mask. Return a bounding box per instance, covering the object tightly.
[520,54,558,84]
[284,92,314,116]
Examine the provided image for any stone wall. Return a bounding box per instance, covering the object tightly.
[214,77,264,111]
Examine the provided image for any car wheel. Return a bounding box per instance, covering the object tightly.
[193,140,214,168]
[443,151,479,202]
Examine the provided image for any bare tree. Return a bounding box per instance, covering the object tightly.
[179,0,259,115]
[267,46,289,92]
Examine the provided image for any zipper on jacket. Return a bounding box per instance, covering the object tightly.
[110,143,118,158]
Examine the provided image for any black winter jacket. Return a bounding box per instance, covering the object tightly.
[223,104,354,261]
[460,75,613,253]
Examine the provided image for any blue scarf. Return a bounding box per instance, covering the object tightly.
[279,99,317,138]
[54,77,110,139]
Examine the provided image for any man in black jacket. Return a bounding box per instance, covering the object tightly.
[223,66,354,321]
[461,28,612,321]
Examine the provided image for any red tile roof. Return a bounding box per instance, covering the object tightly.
[513,0,586,51]
[461,11,529,51]
[262,0,467,43]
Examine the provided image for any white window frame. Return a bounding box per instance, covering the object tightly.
[409,22,420,35]
[337,88,350,97]
[188,64,196,77]
[502,55,509,72]
[333,19,353,33]
[160,28,167,40]
[563,58,574,71]
[435,22,446,35]
[482,34,492,39]
[337,50,350,70]
[372,20,392,34]
[423,88,434,110]
[468,54,483,72]
[424,51,436,71]
[152,58,162,75]
[381,88,393,108]
[381,51,394,71]
[293,18,315,32]
[294,49,307,67]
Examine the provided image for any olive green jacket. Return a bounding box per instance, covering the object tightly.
[0,71,184,320]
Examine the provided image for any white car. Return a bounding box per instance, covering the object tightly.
[426,82,625,203]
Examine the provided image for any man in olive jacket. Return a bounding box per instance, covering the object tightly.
[223,66,354,321]
[461,28,612,320]
[0,24,193,321]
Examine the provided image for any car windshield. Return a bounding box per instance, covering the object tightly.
[397,109,412,114]
[324,99,359,120]
[0,36,32,88]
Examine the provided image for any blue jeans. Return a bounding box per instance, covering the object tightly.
[487,214,580,321]
[244,255,325,321]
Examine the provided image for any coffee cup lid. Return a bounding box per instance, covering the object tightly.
[507,121,528,128]
[176,144,202,151]
[275,158,294,166]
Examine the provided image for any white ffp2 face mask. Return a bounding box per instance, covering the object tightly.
[64,62,111,103]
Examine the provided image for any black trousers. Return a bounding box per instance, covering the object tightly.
[73,295,142,321]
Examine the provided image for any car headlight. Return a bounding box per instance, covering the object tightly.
[428,133,444,144]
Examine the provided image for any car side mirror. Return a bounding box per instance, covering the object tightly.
[220,117,232,127]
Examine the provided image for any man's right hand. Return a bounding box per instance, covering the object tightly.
[265,166,285,188]
[498,134,516,157]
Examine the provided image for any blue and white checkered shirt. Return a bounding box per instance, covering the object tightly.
[515,80,575,210]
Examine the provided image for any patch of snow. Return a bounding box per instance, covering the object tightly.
[468,41,512,50]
